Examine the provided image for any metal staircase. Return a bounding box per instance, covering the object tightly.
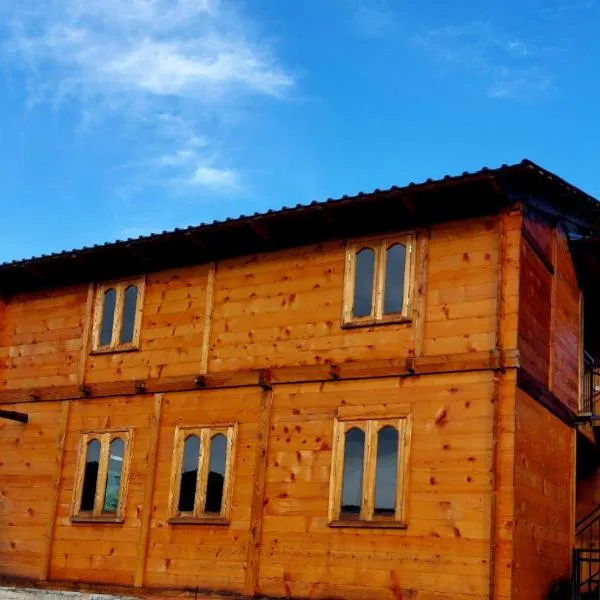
[574,506,600,599]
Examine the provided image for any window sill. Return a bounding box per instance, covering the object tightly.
[168,516,229,526]
[328,519,407,529]
[71,515,125,524]
[90,345,140,356]
[341,317,412,330]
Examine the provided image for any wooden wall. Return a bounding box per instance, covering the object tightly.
[0,286,88,390]
[512,388,574,599]
[518,210,581,412]
[0,401,64,579]
[258,372,496,600]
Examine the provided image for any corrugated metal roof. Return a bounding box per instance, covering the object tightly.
[0,159,530,269]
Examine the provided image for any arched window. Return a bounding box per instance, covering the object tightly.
[343,234,414,325]
[119,285,138,344]
[374,426,399,516]
[353,248,375,318]
[341,428,365,517]
[383,244,406,315]
[73,430,131,522]
[170,425,237,522]
[205,434,227,513]
[103,438,124,513]
[93,279,144,351]
[99,288,116,347]
[80,439,101,512]
[331,416,409,525]
[179,435,200,513]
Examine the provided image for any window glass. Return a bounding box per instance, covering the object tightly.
[119,285,138,344]
[100,288,116,346]
[204,434,227,514]
[80,439,101,512]
[383,244,406,314]
[374,426,399,516]
[353,248,375,318]
[103,438,124,513]
[341,428,365,516]
[179,435,200,512]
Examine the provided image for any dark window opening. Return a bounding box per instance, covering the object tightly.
[383,244,406,315]
[374,426,399,516]
[100,288,116,346]
[205,434,227,514]
[178,435,200,513]
[120,285,138,344]
[80,439,101,512]
[341,428,365,517]
[353,248,375,318]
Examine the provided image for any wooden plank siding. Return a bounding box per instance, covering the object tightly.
[512,388,574,599]
[0,204,586,600]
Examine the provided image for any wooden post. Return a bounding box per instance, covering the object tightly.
[413,229,429,358]
[244,388,274,596]
[78,283,95,385]
[135,393,163,587]
[200,262,216,374]
[40,400,70,580]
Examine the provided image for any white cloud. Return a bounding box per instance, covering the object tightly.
[189,165,240,190]
[1,0,294,195]
[414,22,554,102]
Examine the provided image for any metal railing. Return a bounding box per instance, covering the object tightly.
[574,506,600,599]
[582,352,600,418]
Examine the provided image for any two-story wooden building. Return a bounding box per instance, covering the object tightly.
[1,159,600,599]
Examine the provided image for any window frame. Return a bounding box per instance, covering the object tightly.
[342,234,416,327]
[328,407,411,528]
[91,277,145,353]
[71,428,133,523]
[168,423,238,525]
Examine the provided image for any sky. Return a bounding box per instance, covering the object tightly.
[0,0,599,262]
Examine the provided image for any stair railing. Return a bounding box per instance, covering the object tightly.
[574,505,600,599]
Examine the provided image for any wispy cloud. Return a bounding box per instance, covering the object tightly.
[415,22,555,102]
[1,0,294,196]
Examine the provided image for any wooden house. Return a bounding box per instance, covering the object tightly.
[1,159,600,600]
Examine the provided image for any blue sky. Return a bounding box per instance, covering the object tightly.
[0,0,598,262]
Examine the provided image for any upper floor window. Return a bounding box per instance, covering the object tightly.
[329,410,411,528]
[92,278,145,352]
[342,234,415,327]
[169,424,237,524]
[71,429,132,522]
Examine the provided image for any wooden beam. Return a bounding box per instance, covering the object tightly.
[40,400,70,580]
[135,394,163,587]
[244,389,273,596]
[0,409,28,423]
[0,351,521,405]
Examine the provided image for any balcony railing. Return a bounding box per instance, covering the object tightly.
[582,352,600,418]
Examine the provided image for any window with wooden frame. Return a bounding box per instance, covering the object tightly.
[168,424,237,524]
[329,409,411,528]
[71,429,133,523]
[91,278,145,352]
[342,234,415,327]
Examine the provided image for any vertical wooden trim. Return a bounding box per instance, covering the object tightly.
[488,372,501,600]
[70,433,87,519]
[221,424,238,521]
[495,213,508,354]
[373,244,385,321]
[413,231,429,358]
[398,415,411,524]
[328,419,344,522]
[78,283,95,385]
[195,429,211,516]
[570,427,576,572]
[40,400,70,581]
[549,226,558,392]
[362,421,376,520]
[111,287,124,351]
[94,434,110,515]
[244,389,274,597]
[168,427,184,517]
[341,245,355,324]
[578,292,584,411]
[200,262,216,374]
[131,278,146,348]
[135,393,162,587]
